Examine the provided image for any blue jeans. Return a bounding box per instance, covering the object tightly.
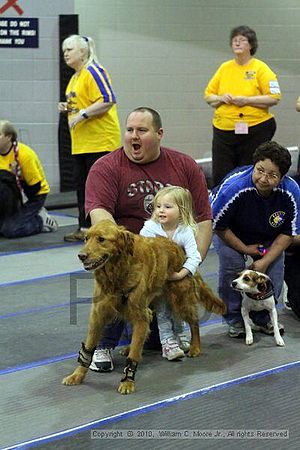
[213,234,284,326]
[156,301,184,343]
[99,320,125,349]
[99,316,161,350]
[0,195,46,238]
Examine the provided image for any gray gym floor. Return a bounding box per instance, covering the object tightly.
[1,206,300,450]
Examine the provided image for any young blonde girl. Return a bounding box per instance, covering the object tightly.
[140,186,202,360]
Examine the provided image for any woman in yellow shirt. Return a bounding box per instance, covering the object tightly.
[58,35,121,242]
[204,25,281,187]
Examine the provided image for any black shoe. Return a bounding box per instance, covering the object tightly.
[256,322,285,336]
[228,324,246,338]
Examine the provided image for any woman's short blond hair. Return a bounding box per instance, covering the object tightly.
[62,34,99,66]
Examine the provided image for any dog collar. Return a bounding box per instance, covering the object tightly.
[246,279,275,302]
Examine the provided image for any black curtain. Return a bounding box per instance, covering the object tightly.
[58,15,79,192]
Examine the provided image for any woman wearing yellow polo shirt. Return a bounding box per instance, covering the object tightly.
[204,25,281,187]
[58,35,121,242]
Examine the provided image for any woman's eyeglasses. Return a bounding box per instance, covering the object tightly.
[232,37,249,44]
[254,166,280,181]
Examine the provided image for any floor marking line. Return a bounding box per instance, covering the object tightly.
[0,298,91,320]
[0,321,223,376]
[3,359,300,450]
[0,242,81,257]
[0,270,84,287]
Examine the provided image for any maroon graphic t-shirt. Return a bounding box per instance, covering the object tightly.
[85,146,212,234]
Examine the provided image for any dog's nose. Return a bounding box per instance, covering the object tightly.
[231,281,237,288]
[78,252,87,262]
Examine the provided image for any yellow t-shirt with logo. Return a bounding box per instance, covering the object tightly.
[204,58,281,130]
[66,62,121,155]
[0,142,49,195]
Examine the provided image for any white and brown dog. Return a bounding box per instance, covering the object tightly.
[231,269,285,347]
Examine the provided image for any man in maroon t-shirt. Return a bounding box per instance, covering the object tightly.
[85,106,212,372]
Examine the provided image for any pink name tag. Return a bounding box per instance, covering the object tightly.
[235,121,248,134]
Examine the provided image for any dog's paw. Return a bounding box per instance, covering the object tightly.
[119,345,130,357]
[187,346,201,357]
[245,338,253,345]
[276,338,285,347]
[118,380,135,394]
[62,373,83,386]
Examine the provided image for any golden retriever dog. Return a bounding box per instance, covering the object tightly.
[63,220,226,394]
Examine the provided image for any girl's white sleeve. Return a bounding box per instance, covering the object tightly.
[182,228,202,275]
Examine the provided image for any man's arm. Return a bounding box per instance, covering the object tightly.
[291,235,300,245]
[90,208,115,225]
[196,220,213,261]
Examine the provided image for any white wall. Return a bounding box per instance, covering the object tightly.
[1,0,300,193]
[0,0,74,192]
[76,0,300,160]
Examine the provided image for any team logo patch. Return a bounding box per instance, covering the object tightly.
[269,211,285,227]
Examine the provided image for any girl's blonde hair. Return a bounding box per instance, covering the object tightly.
[152,186,198,234]
[62,34,99,66]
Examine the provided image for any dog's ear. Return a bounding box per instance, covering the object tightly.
[257,275,267,292]
[257,283,265,292]
[118,230,134,256]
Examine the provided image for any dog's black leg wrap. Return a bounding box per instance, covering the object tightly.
[77,342,96,368]
[120,358,138,382]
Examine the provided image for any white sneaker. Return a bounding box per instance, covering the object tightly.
[38,207,58,232]
[177,333,190,353]
[282,281,292,311]
[162,338,185,361]
[89,348,114,372]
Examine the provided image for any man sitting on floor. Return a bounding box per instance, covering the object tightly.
[0,120,57,238]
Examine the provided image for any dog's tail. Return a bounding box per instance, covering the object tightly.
[194,272,226,315]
